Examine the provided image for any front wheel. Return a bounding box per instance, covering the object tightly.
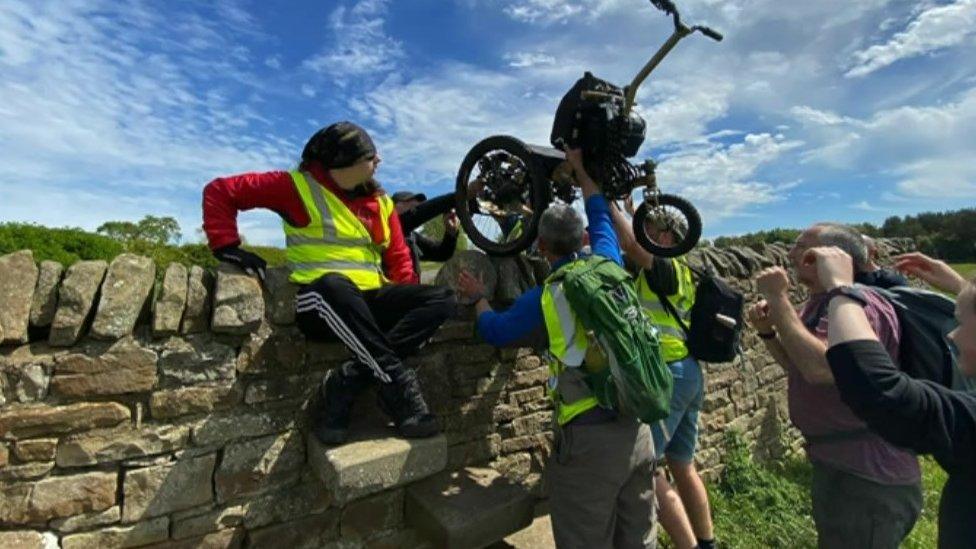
[632,194,702,257]
[455,135,551,256]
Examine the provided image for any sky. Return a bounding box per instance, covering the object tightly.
[0,0,974,246]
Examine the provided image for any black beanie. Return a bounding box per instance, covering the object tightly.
[302,121,377,169]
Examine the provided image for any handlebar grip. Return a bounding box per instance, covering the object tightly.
[699,26,723,41]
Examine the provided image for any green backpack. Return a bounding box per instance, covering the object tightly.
[548,256,674,423]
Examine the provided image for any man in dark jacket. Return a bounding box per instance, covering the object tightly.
[392,191,459,276]
[809,247,976,549]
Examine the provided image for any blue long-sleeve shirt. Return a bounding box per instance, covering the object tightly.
[476,195,622,346]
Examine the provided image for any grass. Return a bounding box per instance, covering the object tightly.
[951,263,975,279]
[657,432,945,548]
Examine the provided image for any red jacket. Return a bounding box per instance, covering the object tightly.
[202,162,418,285]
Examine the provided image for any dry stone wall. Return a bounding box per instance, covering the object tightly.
[0,239,915,548]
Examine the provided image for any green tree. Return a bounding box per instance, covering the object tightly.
[97,215,182,250]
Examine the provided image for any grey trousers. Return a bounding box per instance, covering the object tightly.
[811,462,923,549]
[548,417,657,549]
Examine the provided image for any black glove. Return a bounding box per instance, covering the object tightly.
[213,246,267,282]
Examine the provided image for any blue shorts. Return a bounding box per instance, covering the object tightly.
[651,355,704,463]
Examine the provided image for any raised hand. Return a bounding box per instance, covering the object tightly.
[803,246,855,291]
[893,252,966,295]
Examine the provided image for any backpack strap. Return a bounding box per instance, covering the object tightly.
[648,274,691,336]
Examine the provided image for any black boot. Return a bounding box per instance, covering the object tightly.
[311,360,371,445]
[377,368,439,439]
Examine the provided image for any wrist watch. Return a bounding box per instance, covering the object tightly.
[825,285,869,307]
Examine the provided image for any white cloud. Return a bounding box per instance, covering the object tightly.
[655,133,803,222]
[504,0,582,24]
[846,0,976,77]
[301,84,317,98]
[0,0,295,244]
[264,55,282,69]
[793,85,976,200]
[504,51,556,68]
[302,0,403,78]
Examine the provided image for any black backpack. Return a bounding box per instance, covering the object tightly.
[871,286,969,390]
[653,264,745,363]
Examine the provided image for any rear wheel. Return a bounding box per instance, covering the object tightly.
[632,194,702,257]
[455,135,551,256]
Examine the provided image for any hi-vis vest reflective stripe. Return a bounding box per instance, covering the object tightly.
[284,170,395,290]
[541,259,601,426]
[635,258,695,363]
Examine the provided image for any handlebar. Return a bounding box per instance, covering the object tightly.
[693,25,723,42]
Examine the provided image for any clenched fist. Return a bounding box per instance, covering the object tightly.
[755,267,790,300]
[747,300,774,334]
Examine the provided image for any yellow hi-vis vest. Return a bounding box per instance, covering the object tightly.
[540,259,610,426]
[284,170,395,290]
[635,258,695,363]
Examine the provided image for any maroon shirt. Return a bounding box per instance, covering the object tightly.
[788,288,920,485]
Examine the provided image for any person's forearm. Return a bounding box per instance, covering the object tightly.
[609,200,653,267]
[576,171,600,200]
[768,294,834,384]
[474,297,492,315]
[762,336,798,373]
[826,297,879,347]
[400,193,455,233]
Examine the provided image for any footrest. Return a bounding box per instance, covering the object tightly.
[308,428,447,504]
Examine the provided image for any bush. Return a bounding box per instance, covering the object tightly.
[0,223,286,272]
[0,223,123,265]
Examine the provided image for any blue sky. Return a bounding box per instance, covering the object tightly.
[1,0,974,246]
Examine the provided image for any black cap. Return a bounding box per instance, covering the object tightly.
[302,121,377,169]
[391,191,427,203]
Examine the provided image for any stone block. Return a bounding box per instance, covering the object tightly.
[0,531,58,549]
[149,383,243,420]
[0,471,117,525]
[509,411,551,438]
[0,461,54,482]
[508,387,545,407]
[340,489,404,540]
[244,375,316,404]
[14,438,58,462]
[50,506,122,533]
[172,506,244,539]
[191,409,295,447]
[500,433,551,454]
[62,516,169,549]
[181,266,214,335]
[90,254,156,339]
[215,431,305,502]
[158,335,236,386]
[30,260,63,328]
[142,528,245,549]
[435,250,498,305]
[264,266,297,325]
[153,263,188,337]
[238,324,307,374]
[246,512,339,549]
[309,429,447,504]
[510,367,548,389]
[241,483,331,529]
[211,264,264,335]
[51,338,157,397]
[13,363,51,403]
[56,424,190,467]
[0,250,39,345]
[0,402,130,439]
[122,453,216,522]
[405,467,534,549]
[0,443,7,466]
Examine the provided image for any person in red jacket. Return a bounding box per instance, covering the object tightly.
[203,121,455,444]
